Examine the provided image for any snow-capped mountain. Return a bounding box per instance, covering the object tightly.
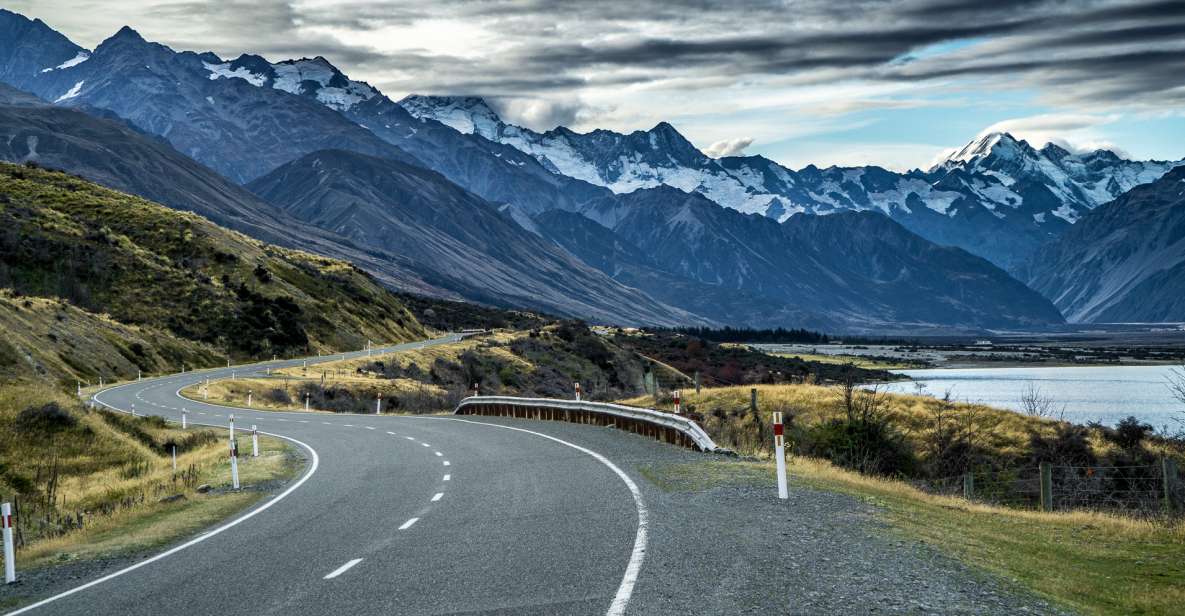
[1027,165,1185,322]
[931,131,1180,223]
[398,95,1183,271]
[202,55,379,112]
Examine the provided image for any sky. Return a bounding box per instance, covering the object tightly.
[13,0,1185,171]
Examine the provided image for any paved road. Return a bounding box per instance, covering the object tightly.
[11,336,647,616]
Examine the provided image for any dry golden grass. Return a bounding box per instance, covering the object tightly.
[180,376,446,413]
[0,384,300,572]
[620,383,1066,460]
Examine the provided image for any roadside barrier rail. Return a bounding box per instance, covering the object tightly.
[454,396,724,453]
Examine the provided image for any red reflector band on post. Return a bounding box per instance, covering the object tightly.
[773,423,784,436]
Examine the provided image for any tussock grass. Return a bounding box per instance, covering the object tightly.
[620,383,1065,461]
[0,384,298,571]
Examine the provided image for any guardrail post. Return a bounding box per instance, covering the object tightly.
[252,425,259,457]
[1039,463,1052,512]
[3,502,15,583]
[1163,458,1178,512]
[773,412,788,499]
[963,473,974,500]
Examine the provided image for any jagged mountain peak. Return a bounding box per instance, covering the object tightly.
[937,131,1030,169]
[397,94,504,139]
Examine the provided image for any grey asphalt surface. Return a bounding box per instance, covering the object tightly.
[4,336,1068,615]
[12,336,643,616]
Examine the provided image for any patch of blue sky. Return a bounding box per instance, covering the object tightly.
[890,37,989,65]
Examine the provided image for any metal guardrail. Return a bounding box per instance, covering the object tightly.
[454,395,724,452]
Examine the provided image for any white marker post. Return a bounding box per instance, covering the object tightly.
[131,404,136,417]
[229,437,240,490]
[305,393,310,412]
[247,390,253,408]
[137,369,141,382]
[2,502,15,584]
[251,425,259,458]
[673,389,682,414]
[472,383,480,398]
[172,445,177,473]
[76,381,81,397]
[773,411,788,500]
[574,382,582,401]
[232,371,236,380]
[99,376,104,388]
[376,392,382,415]
[229,414,236,440]
[181,408,188,429]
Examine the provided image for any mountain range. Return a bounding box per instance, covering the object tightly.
[0,8,1178,329]
[401,96,1182,272]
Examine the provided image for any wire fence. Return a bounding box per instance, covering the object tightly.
[910,460,1184,516]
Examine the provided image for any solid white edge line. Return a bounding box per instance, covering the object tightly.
[398,517,419,530]
[8,390,321,616]
[323,558,363,580]
[422,417,648,616]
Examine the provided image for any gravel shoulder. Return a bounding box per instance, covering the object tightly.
[465,416,1070,615]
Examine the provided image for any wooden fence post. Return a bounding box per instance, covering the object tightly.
[963,473,974,501]
[1040,463,1053,512]
[1163,458,1178,512]
[750,388,757,414]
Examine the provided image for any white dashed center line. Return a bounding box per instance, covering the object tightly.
[421,443,430,448]
[386,431,397,436]
[404,436,415,441]
[431,493,443,502]
[398,518,419,530]
[443,474,451,481]
[434,451,443,457]
[323,558,363,580]
[442,461,450,467]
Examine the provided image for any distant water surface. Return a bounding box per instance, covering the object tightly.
[882,365,1183,428]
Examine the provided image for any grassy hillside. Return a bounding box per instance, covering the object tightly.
[0,162,425,368]
[0,291,222,388]
[184,324,690,414]
[0,384,297,591]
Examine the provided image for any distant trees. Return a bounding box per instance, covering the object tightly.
[1168,366,1185,430]
[665,326,830,344]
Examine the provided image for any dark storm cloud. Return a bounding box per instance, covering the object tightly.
[26,0,1185,108]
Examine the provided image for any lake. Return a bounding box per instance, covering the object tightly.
[881,365,1184,428]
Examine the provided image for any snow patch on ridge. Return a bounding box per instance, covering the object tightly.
[54,81,84,103]
[42,51,89,72]
[203,61,267,87]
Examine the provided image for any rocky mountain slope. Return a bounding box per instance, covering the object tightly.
[1026,166,1185,322]
[401,96,1181,271]
[246,149,700,326]
[535,185,1065,331]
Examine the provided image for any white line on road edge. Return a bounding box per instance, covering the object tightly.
[398,518,419,530]
[425,417,648,616]
[323,558,363,580]
[5,412,321,615]
[431,493,443,502]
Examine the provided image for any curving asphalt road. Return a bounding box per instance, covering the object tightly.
[10,335,650,616]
